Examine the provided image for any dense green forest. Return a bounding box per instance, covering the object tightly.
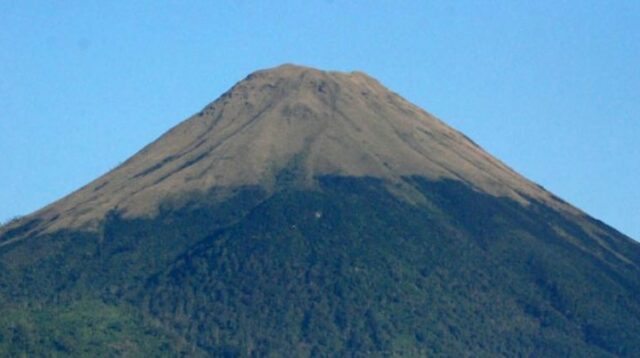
[1,177,639,356]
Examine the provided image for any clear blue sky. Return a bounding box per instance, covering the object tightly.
[1,1,638,240]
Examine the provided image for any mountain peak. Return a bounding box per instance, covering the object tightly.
[222,64,384,104]
[249,63,371,79]
[10,64,575,233]
[2,65,639,357]
[252,63,326,76]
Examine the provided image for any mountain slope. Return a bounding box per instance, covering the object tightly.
[2,64,576,235]
[0,65,639,356]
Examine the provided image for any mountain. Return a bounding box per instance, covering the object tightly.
[1,64,639,357]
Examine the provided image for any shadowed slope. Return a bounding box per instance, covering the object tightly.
[1,177,638,356]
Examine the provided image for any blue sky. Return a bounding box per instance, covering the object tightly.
[1,1,638,240]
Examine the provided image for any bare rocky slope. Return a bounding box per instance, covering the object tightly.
[3,64,589,234]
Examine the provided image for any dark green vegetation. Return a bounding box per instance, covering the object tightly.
[1,177,639,357]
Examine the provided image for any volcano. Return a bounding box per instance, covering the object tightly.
[1,65,639,356]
